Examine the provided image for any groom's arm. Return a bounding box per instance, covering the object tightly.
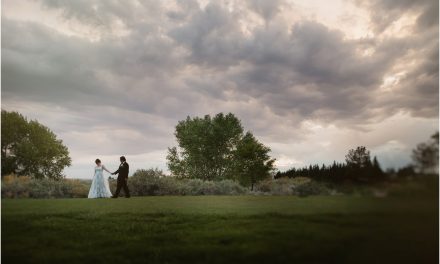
[112,167,120,175]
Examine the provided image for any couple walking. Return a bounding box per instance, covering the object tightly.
[88,156,130,199]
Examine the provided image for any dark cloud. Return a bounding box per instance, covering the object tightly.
[356,0,438,33]
[3,0,437,124]
[1,0,438,177]
[355,0,439,118]
[2,19,102,105]
[246,0,283,21]
[169,2,245,68]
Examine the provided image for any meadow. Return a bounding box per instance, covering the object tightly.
[2,193,438,264]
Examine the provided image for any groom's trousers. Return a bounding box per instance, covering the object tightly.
[114,177,130,197]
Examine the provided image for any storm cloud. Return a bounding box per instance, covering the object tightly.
[2,0,438,178]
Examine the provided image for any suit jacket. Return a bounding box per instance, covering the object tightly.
[114,162,129,179]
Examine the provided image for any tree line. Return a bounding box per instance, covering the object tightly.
[275,146,385,184]
[2,110,438,186]
[276,133,439,182]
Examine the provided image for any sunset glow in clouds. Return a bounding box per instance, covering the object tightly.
[2,0,438,178]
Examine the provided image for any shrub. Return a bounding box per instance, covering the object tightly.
[1,174,90,198]
[128,169,164,196]
[68,179,91,198]
[112,169,247,196]
[254,177,331,196]
[293,181,330,197]
[110,173,249,197]
[215,179,247,195]
[1,175,32,198]
[175,179,247,195]
[3,172,335,198]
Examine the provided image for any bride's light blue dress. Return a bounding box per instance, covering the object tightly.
[88,165,113,198]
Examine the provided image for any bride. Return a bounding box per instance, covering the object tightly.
[88,159,113,198]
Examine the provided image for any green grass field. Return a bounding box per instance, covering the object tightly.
[2,194,438,264]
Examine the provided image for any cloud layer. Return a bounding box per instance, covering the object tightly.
[2,0,438,178]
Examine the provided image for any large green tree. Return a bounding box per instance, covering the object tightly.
[1,110,72,179]
[167,113,275,186]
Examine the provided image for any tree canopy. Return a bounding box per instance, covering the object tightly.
[345,146,371,168]
[232,132,275,189]
[1,110,71,179]
[167,113,275,187]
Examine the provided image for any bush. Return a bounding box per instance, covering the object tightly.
[177,179,247,195]
[3,172,340,198]
[109,169,248,196]
[1,174,90,198]
[2,175,32,198]
[128,169,164,196]
[68,179,91,198]
[254,177,331,196]
[216,179,248,195]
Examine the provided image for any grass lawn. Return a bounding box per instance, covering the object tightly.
[2,194,438,264]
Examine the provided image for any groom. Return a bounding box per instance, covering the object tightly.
[111,156,130,198]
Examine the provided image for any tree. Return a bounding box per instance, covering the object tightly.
[232,132,275,190]
[167,113,243,180]
[1,110,72,179]
[412,132,439,174]
[345,146,371,168]
[345,146,382,183]
[1,111,28,175]
[167,113,275,187]
[371,156,385,180]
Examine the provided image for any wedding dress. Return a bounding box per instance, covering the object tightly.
[88,165,113,198]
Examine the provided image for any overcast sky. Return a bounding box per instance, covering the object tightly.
[2,0,438,179]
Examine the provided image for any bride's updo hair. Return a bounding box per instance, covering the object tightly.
[95,159,101,165]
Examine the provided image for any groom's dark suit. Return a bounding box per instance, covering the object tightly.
[113,161,130,198]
